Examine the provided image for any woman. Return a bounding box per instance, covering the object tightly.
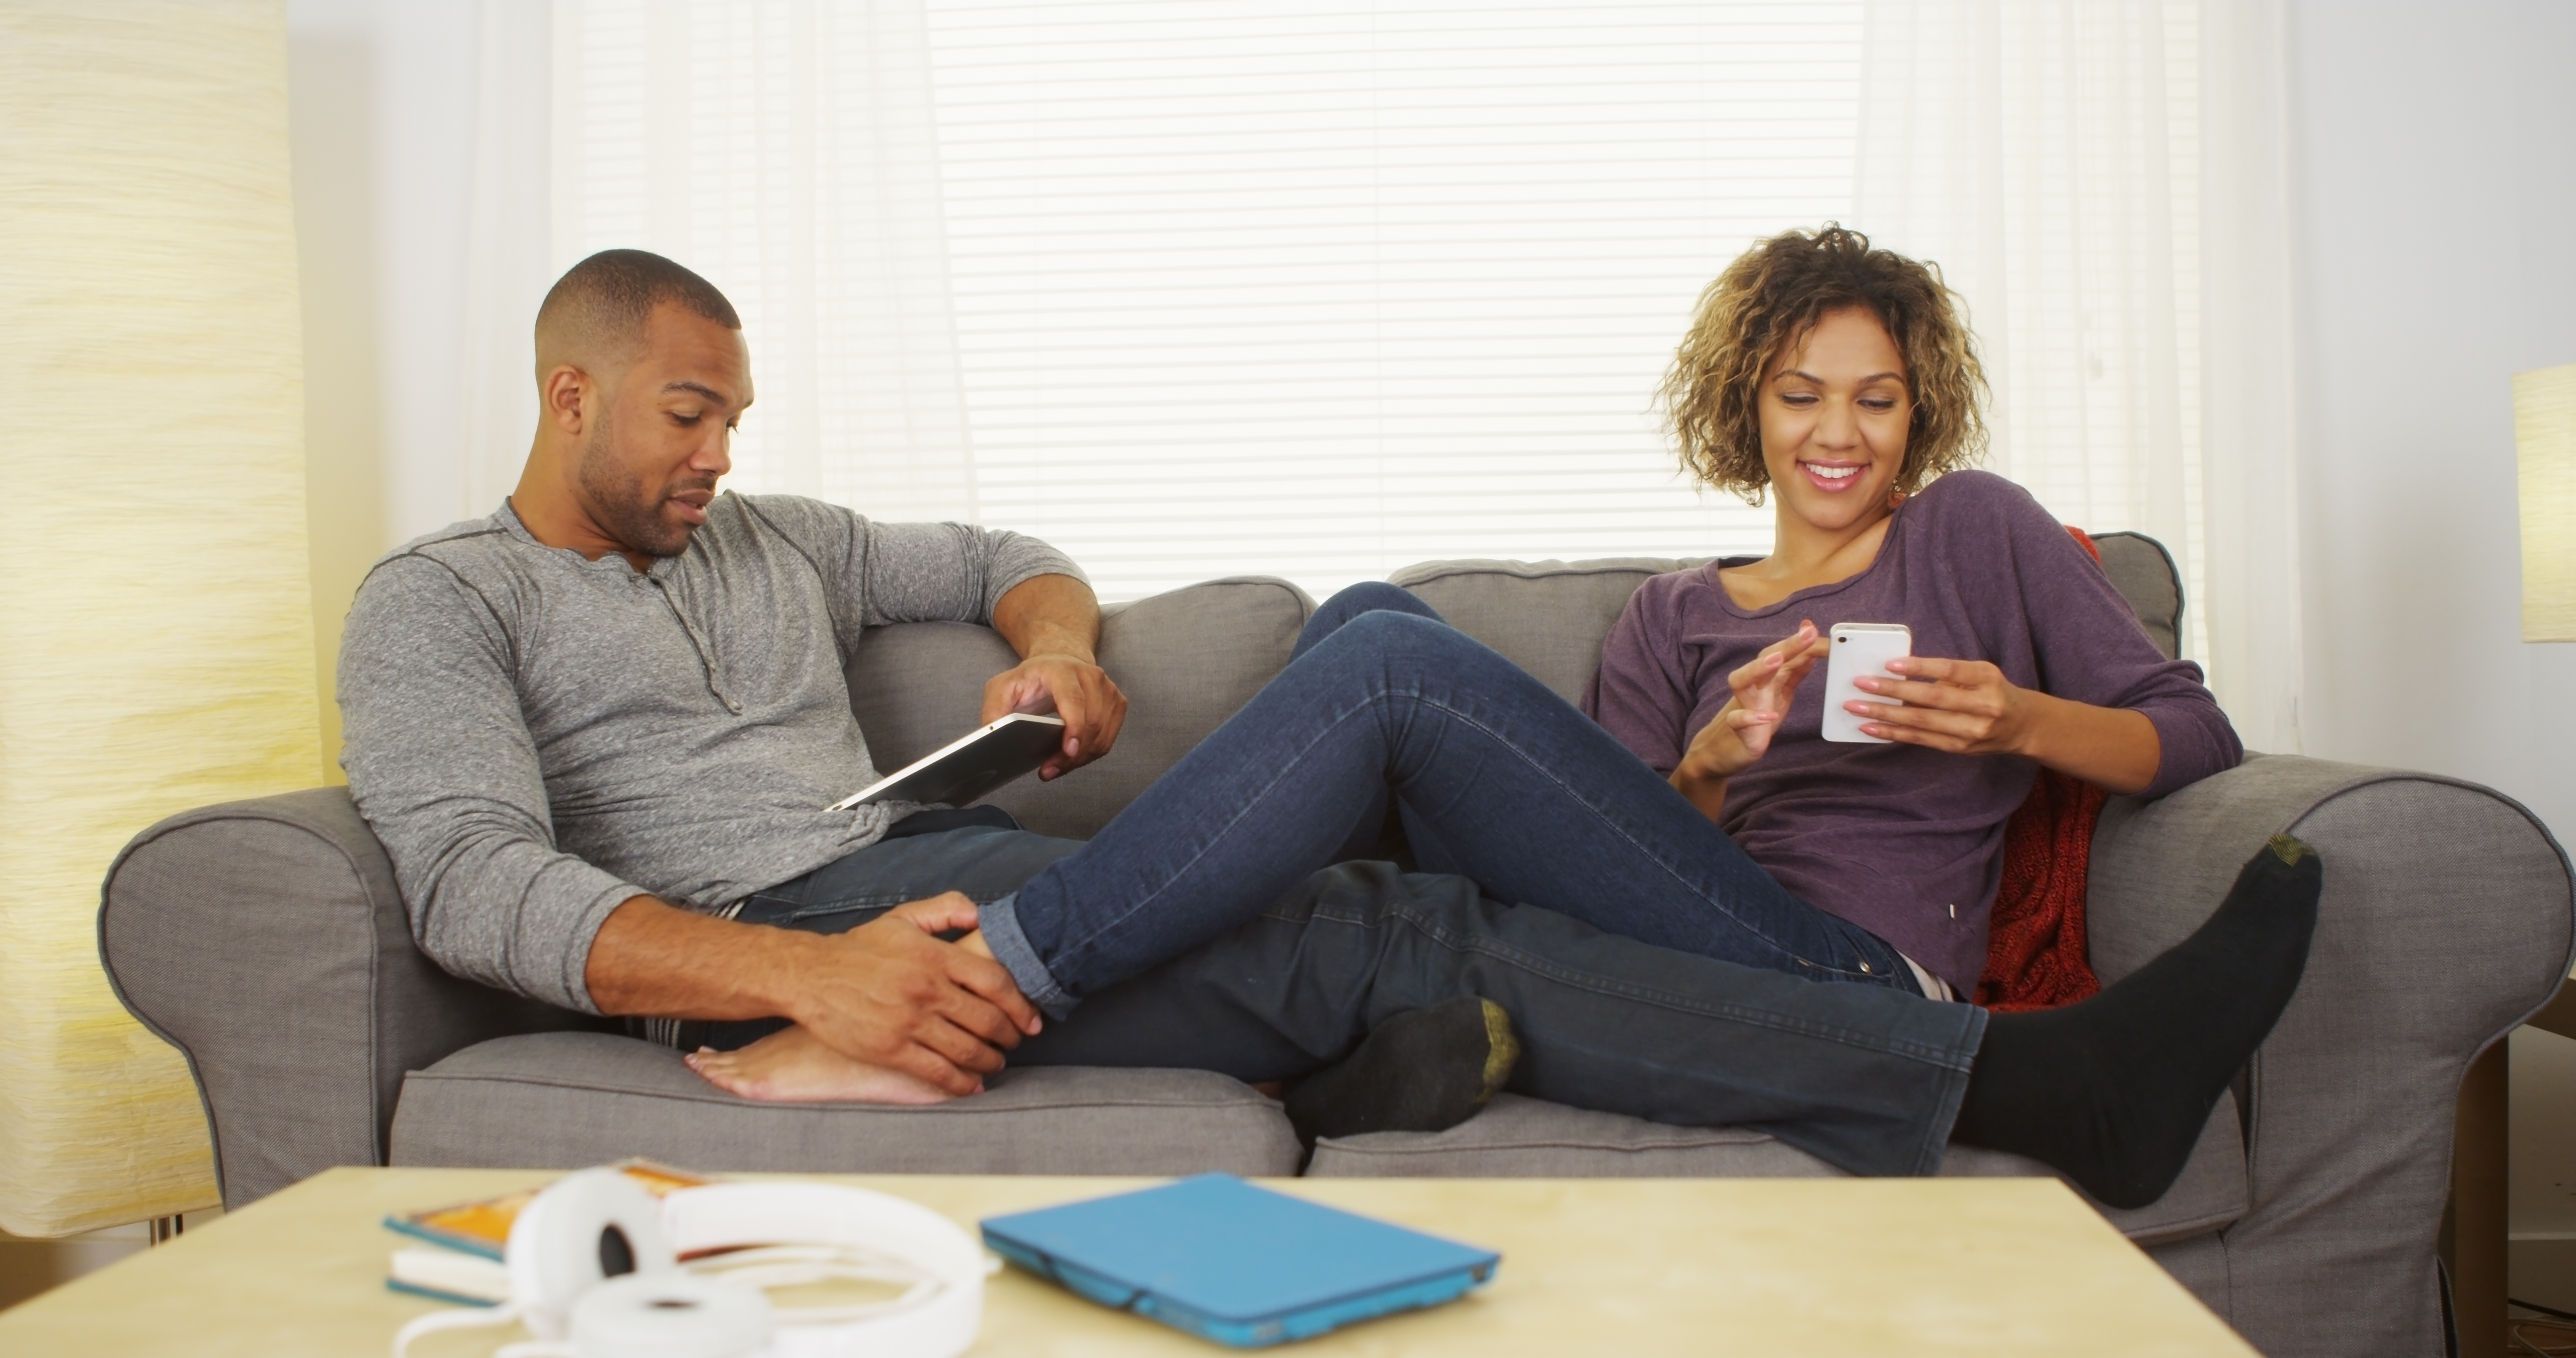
[1583,223,2241,999]
[689,228,2301,1210]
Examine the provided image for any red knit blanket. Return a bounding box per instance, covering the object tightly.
[1972,526,2109,1012]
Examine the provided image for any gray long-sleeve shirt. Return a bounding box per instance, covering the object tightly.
[337,492,1082,1012]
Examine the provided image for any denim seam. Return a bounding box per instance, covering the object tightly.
[1905,1003,1987,1175]
[1051,676,1897,984]
[975,892,1077,1020]
[1274,898,1974,1174]
[1043,699,1399,973]
[1351,690,1902,976]
[1270,899,1968,1067]
[1352,899,1979,1071]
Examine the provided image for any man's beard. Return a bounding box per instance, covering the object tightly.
[576,408,703,559]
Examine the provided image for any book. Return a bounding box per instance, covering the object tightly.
[387,1246,511,1306]
[383,1158,709,1305]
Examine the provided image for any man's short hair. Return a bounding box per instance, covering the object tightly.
[534,249,741,375]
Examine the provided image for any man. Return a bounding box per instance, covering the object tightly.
[343,249,2316,1211]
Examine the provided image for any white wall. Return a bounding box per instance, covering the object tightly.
[288,0,484,772]
[2285,0,2576,1248]
[290,0,482,543]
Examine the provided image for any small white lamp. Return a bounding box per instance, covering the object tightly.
[2520,363,2576,643]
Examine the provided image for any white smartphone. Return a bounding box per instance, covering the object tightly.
[1820,623,1911,744]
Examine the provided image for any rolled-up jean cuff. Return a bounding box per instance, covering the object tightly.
[1908,1004,1988,1176]
[977,893,1078,1021]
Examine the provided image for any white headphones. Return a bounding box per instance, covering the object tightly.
[390,1168,990,1358]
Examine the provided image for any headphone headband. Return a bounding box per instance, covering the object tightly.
[392,1171,988,1358]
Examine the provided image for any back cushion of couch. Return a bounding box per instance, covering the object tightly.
[1397,535,2182,701]
[844,539,2180,836]
[2088,532,2182,661]
[845,576,1312,840]
[1390,558,1707,703]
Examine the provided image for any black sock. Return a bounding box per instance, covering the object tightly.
[1284,997,1520,1145]
[1951,832,2321,1210]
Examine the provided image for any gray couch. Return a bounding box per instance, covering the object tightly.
[100,542,2573,1358]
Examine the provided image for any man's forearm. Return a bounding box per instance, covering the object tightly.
[991,572,1101,662]
[583,894,818,1018]
[985,572,1126,774]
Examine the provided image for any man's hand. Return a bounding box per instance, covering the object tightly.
[583,892,1044,1097]
[781,893,1045,1095]
[988,572,1128,779]
[981,653,1127,780]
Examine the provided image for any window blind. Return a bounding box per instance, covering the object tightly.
[923,1,1862,600]
[546,2,2216,623]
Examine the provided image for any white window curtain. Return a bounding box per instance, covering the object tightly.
[462,0,977,525]
[460,0,2298,745]
[1852,0,2301,751]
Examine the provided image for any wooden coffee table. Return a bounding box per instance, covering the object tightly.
[0,1167,2253,1355]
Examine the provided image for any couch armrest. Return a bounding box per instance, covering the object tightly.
[98,788,605,1210]
[2085,753,2574,1358]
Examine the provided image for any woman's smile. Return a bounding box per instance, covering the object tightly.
[1798,459,1868,490]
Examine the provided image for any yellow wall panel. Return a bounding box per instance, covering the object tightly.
[0,0,320,1235]
[2521,363,2576,643]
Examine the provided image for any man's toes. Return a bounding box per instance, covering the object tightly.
[701,1065,768,1099]
[685,1051,756,1094]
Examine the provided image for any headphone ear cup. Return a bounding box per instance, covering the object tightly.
[507,1168,680,1340]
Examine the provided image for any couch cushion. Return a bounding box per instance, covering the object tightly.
[844,576,1311,839]
[1391,536,2185,702]
[1389,558,1704,704]
[1303,1091,2247,1247]
[390,1032,1304,1176]
[2089,532,2183,661]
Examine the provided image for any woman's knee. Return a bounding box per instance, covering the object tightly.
[1294,581,1446,659]
[1323,581,1438,619]
[1322,608,1491,677]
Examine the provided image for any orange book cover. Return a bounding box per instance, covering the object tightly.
[383,1160,708,1260]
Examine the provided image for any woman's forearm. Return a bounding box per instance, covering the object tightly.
[2017,693,2161,795]
[1669,761,1732,823]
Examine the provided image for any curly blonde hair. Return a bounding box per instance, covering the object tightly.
[1661,225,1988,505]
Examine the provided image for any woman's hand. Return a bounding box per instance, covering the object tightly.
[1670,620,1829,818]
[1849,657,2161,794]
[1847,656,2031,755]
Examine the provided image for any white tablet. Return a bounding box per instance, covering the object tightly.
[826,712,1068,812]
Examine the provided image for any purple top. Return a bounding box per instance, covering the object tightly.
[1582,471,2241,989]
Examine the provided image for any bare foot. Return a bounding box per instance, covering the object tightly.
[684,1025,963,1104]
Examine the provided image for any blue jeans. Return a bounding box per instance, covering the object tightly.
[732,812,1980,1177]
[697,806,1084,1052]
[727,586,1983,1176]
[980,584,1918,1016]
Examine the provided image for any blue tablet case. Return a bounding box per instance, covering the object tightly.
[980,1174,1501,1347]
